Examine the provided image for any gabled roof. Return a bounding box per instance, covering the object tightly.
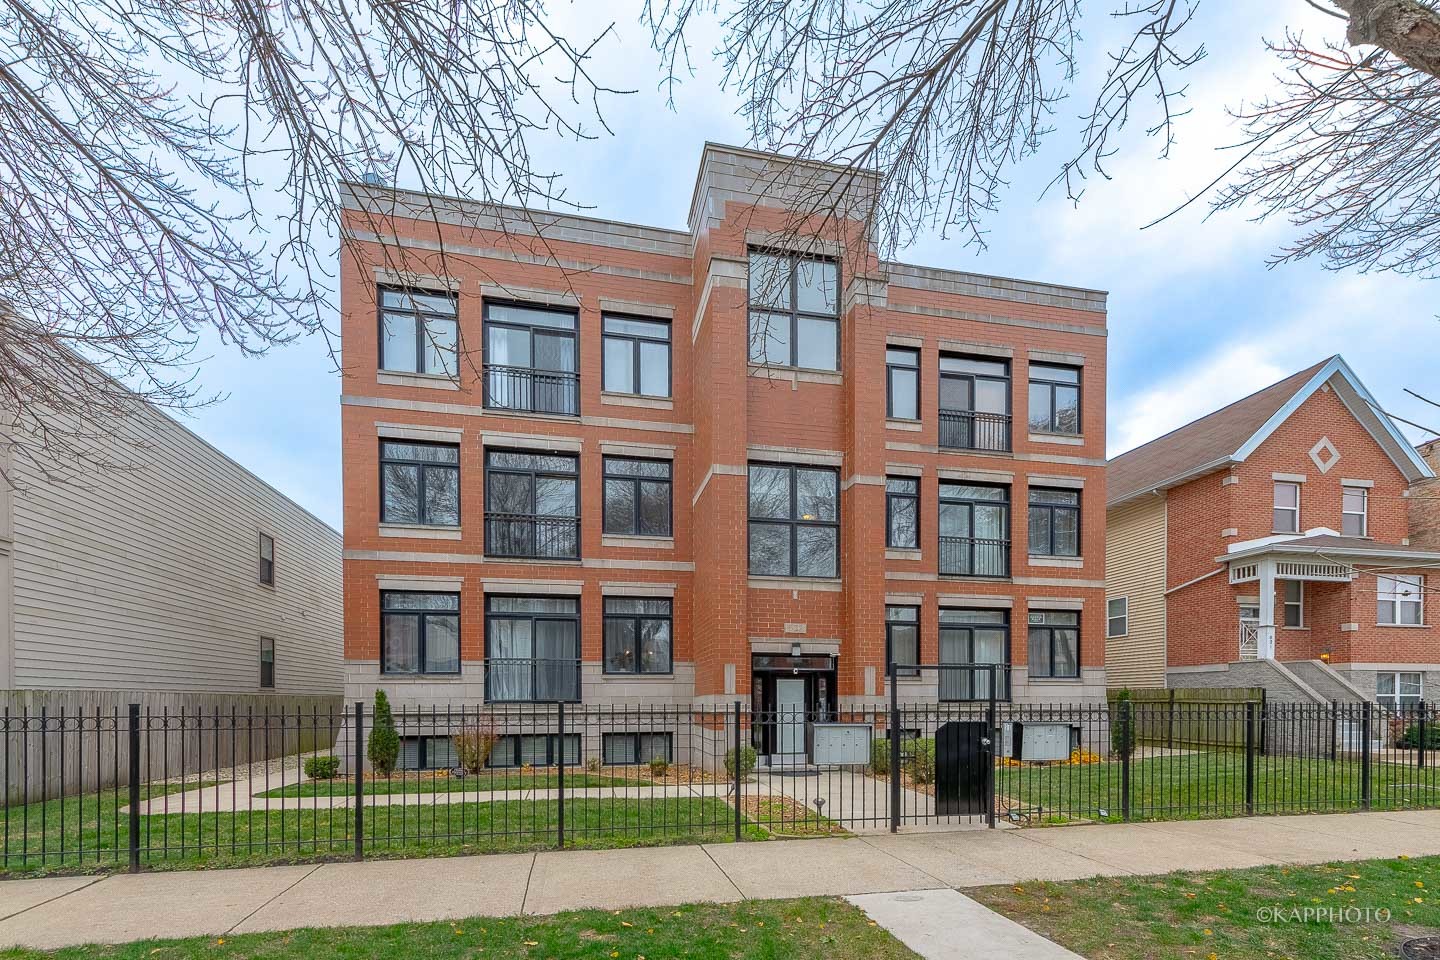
[1108,356,1434,507]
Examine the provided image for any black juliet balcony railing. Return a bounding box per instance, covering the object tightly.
[484,513,581,560]
[937,663,1012,703]
[484,657,582,703]
[938,409,1012,453]
[938,536,1011,578]
[483,364,580,417]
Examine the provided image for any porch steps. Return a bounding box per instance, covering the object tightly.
[1282,660,1367,704]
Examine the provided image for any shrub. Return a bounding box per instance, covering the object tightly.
[870,737,890,775]
[304,755,341,780]
[1110,688,1135,760]
[648,756,671,779]
[367,689,400,778]
[1397,722,1440,750]
[905,738,935,785]
[724,745,757,779]
[451,723,497,775]
[586,757,602,774]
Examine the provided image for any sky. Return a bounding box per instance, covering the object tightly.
[176,1,1439,531]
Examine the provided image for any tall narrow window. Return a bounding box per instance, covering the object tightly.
[1028,488,1081,557]
[483,302,579,415]
[885,605,920,677]
[886,347,919,420]
[380,441,460,526]
[938,483,1010,577]
[484,450,579,559]
[1028,364,1081,435]
[1377,575,1423,625]
[379,287,458,376]
[486,596,580,702]
[1028,610,1080,679]
[748,463,839,577]
[602,315,671,397]
[938,355,1011,452]
[885,477,919,549]
[1273,481,1301,533]
[603,458,673,537]
[1283,581,1304,628]
[747,251,839,371]
[1107,598,1128,638]
[939,608,1009,701]
[1342,485,1368,537]
[259,533,275,586]
[603,598,673,675]
[381,591,460,675]
[259,637,275,689]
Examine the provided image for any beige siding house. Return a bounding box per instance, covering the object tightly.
[1104,497,1167,688]
[0,397,342,699]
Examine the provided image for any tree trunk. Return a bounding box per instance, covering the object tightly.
[1334,0,1440,77]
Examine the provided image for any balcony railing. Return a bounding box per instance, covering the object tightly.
[938,663,1012,703]
[484,657,582,702]
[484,364,580,416]
[938,536,1010,578]
[484,513,580,560]
[938,409,1012,452]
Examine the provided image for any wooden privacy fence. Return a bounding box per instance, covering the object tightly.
[1107,688,1265,749]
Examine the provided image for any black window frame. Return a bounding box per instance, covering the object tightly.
[938,608,1011,702]
[1027,610,1080,680]
[603,597,674,676]
[1027,487,1081,558]
[885,476,920,549]
[885,605,920,678]
[377,285,459,377]
[484,594,581,703]
[259,636,275,689]
[746,463,841,578]
[885,347,920,420]
[601,313,672,398]
[483,449,581,560]
[259,533,275,586]
[379,440,461,527]
[1027,363,1082,436]
[938,354,1013,452]
[746,249,841,372]
[937,483,1011,578]
[481,300,581,416]
[602,731,675,766]
[380,590,461,676]
[602,456,673,538]
[399,735,460,771]
[487,733,582,768]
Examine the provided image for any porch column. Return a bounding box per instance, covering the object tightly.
[1257,558,1277,660]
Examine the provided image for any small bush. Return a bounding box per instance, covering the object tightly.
[724,745,757,779]
[451,723,497,775]
[304,755,341,780]
[648,756,671,779]
[905,738,936,785]
[1397,722,1440,750]
[870,738,890,775]
[586,757,602,774]
[367,690,400,778]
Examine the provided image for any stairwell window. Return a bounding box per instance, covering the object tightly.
[1273,481,1301,533]
[885,477,919,549]
[1342,485,1368,537]
[1377,574,1423,625]
[1283,581,1304,628]
[748,463,839,577]
[747,251,839,371]
[259,533,275,586]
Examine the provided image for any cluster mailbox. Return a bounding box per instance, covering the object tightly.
[999,721,1078,762]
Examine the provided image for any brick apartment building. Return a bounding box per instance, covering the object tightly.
[1105,356,1440,707]
[339,144,1108,767]
[1413,438,1440,551]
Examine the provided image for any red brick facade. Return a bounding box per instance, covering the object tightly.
[339,145,1109,714]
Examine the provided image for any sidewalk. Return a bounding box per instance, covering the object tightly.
[0,809,1437,951]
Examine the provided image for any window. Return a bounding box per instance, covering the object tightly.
[485,595,580,702]
[259,533,275,586]
[1343,485,1368,537]
[602,458,672,538]
[602,732,674,765]
[1028,488,1080,557]
[1283,581,1304,628]
[1028,610,1080,679]
[1273,481,1300,533]
[1028,364,1081,435]
[1377,672,1423,710]
[938,483,1010,577]
[1378,574,1424,625]
[748,464,839,577]
[399,736,459,771]
[488,734,581,768]
[382,591,460,675]
[939,608,1009,701]
[886,348,919,419]
[885,605,920,678]
[885,477,919,549]
[380,441,460,526]
[1106,598,1128,638]
[938,355,1011,452]
[483,302,579,415]
[378,287,458,377]
[259,637,275,689]
[747,251,839,370]
[484,450,579,559]
[602,314,671,398]
[603,598,673,675]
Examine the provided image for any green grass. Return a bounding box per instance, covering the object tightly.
[995,751,1440,823]
[257,774,651,798]
[967,854,1440,960]
[0,897,917,959]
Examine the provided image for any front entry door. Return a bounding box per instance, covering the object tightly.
[775,678,806,755]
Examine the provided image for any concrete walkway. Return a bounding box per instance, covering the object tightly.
[0,809,1437,952]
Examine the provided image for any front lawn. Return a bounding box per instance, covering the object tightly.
[258,773,650,798]
[967,855,1440,960]
[0,897,917,960]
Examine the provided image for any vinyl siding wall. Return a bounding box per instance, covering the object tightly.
[2,400,342,694]
[1104,496,1167,688]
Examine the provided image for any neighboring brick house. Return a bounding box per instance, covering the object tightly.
[1412,438,1440,551]
[339,143,1108,768]
[1105,356,1439,708]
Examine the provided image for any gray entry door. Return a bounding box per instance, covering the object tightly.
[775,677,807,755]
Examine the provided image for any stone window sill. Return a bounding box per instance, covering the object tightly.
[886,419,922,432]
[747,363,843,385]
[601,535,675,550]
[1028,556,1084,569]
[748,576,843,592]
[885,548,922,561]
[600,392,673,410]
[1029,432,1083,446]
[379,523,462,540]
[377,370,460,391]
